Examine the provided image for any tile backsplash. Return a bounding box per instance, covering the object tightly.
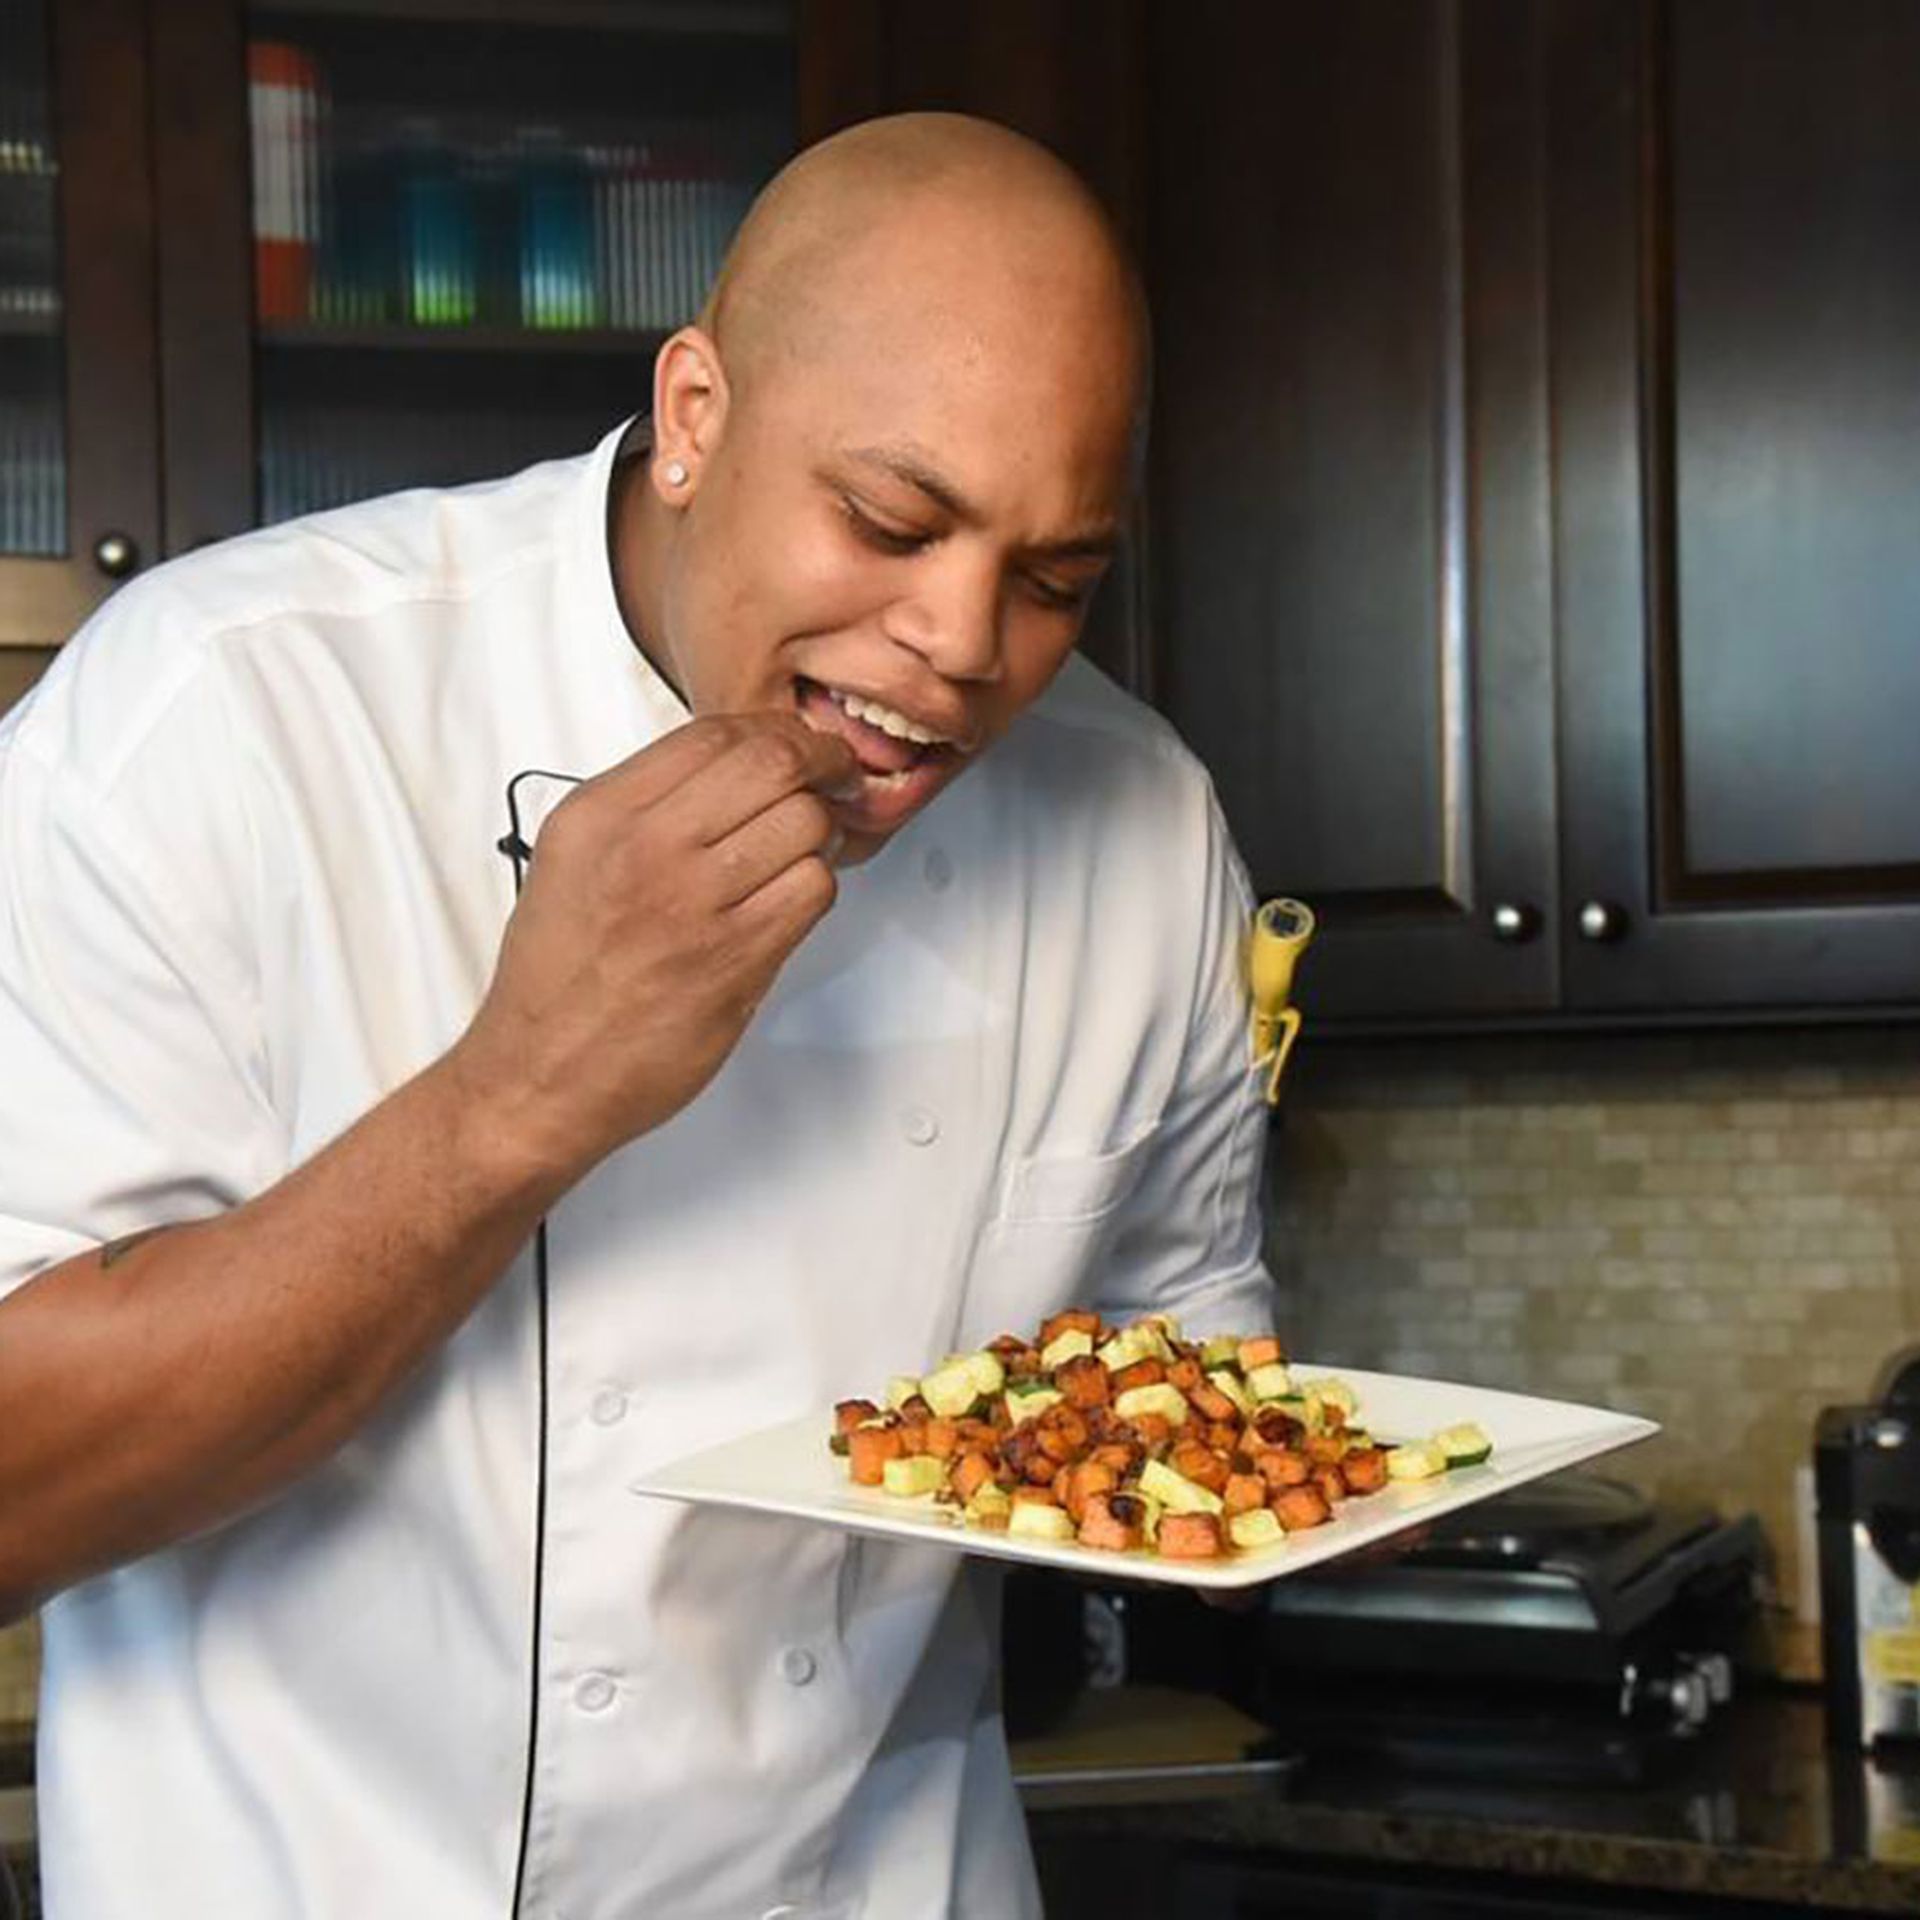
[1267,1022,1920,1668]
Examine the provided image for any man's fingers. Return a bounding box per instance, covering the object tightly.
[708,788,839,909]
[656,714,859,849]
[567,714,744,816]
[726,843,839,961]
[533,715,857,878]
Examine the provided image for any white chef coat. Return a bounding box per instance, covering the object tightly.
[0,420,1275,1920]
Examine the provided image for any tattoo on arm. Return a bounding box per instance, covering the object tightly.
[99,1226,171,1269]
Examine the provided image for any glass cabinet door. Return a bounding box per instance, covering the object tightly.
[156,0,797,546]
[0,0,161,648]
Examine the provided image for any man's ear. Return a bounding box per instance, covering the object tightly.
[650,326,730,504]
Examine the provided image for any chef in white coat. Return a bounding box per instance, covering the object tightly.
[0,113,1274,1918]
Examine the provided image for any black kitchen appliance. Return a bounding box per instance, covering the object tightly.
[1230,1472,1766,1785]
[1002,1472,1768,1786]
[1816,1346,1920,1758]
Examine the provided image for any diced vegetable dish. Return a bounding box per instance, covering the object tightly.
[828,1310,1494,1563]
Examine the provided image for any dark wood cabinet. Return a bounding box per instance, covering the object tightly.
[1147,0,1561,1024]
[0,0,163,651]
[1150,0,1920,1027]
[1549,0,1920,1017]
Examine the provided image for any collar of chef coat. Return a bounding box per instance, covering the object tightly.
[509,417,691,847]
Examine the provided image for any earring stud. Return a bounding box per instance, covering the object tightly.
[663,460,689,487]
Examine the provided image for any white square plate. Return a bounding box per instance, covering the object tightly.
[629,1364,1659,1589]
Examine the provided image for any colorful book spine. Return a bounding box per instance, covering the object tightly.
[248,41,323,323]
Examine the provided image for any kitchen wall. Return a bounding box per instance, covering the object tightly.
[1268,1022,1920,1672]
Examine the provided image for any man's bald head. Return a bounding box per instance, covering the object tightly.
[701,112,1148,441]
[620,113,1151,861]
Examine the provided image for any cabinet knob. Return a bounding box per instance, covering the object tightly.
[92,531,140,579]
[1577,899,1628,942]
[1489,902,1541,944]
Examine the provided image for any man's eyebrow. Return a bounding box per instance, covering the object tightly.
[843,442,1120,560]
[845,443,982,525]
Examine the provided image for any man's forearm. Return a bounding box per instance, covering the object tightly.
[0,1046,571,1621]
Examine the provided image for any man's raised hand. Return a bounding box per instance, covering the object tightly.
[453,712,859,1188]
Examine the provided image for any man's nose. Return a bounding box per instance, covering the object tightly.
[883,550,1004,683]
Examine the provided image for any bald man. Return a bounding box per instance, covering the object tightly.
[0,115,1274,1918]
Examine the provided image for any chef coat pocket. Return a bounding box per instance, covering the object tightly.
[996,1127,1158,1227]
[957,1127,1159,1346]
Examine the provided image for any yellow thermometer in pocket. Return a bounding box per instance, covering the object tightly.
[1248,897,1316,1106]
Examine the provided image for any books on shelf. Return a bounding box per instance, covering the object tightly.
[248,42,324,324]
[0,123,62,321]
[245,40,769,339]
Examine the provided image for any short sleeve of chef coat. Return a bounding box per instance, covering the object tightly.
[0,604,280,1299]
[1093,780,1278,1340]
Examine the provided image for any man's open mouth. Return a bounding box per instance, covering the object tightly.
[794,676,965,784]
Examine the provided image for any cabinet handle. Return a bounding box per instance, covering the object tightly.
[1489,902,1541,944]
[92,531,140,579]
[1577,899,1628,942]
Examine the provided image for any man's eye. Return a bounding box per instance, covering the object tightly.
[1024,573,1094,614]
[841,499,930,556]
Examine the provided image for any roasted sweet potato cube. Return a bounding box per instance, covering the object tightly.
[1110,1358,1167,1394]
[1223,1472,1268,1516]
[834,1399,882,1434]
[1166,1357,1203,1393]
[1313,1464,1348,1505]
[923,1417,961,1459]
[1023,1449,1062,1486]
[848,1425,905,1486]
[1306,1432,1348,1467]
[1342,1447,1389,1494]
[1157,1512,1225,1559]
[1271,1485,1332,1531]
[1055,1353,1112,1410]
[1037,1403,1090,1449]
[1010,1483,1061,1507]
[1131,1412,1175,1456]
[1040,1307,1103,1346]
[1189,1383,1239,1425]
[951,1450,997,1503]
[1077,1491,1144,1553]
[1090,1441,1141,1476]
[1169,1440,1231,1492]
[1239,1336,1285,1371]
[1256,1447,1312,1488]
[1058,1458,1119,1524]
[1205,1418,1243,1453]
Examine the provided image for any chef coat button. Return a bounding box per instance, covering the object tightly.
[901,1106,939,1147]
[573,1671,617,1713]
[778,1645,817,1687]
[923,847,953,891]
[589,1386,628,1426]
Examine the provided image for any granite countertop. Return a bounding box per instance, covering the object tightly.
[1010,1683,1920,1914]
